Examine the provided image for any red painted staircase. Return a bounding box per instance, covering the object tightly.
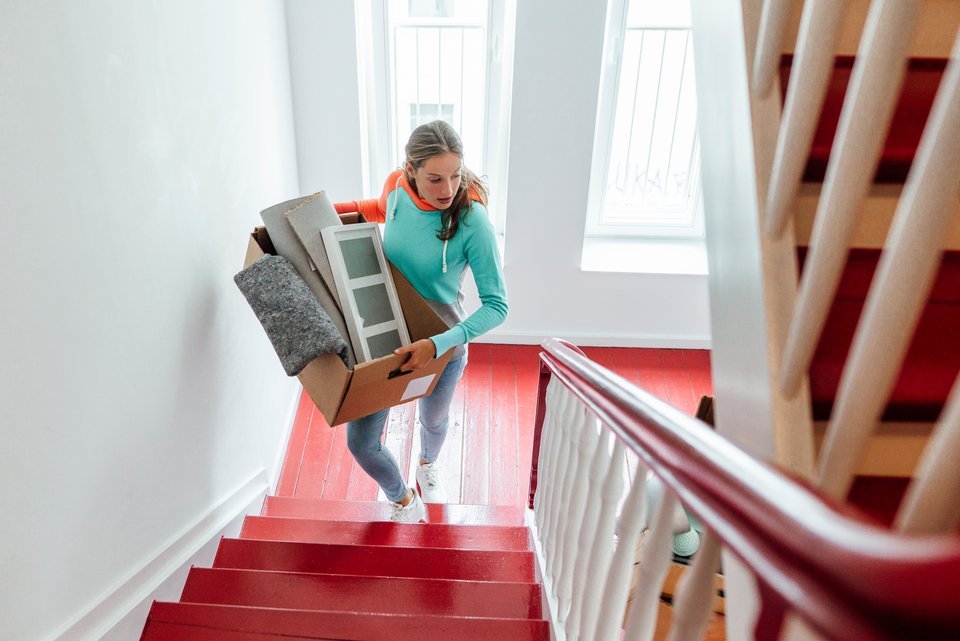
[139,498,549,641]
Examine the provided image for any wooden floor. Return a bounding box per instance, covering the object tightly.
[276,343,713,507]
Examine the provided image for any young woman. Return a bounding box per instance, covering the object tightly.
[334,120,508,523]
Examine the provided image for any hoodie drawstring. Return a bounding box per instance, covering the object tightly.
[391,172,450,274]
[389,174,401,220]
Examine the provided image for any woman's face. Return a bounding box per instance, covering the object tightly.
[409,152,462,210]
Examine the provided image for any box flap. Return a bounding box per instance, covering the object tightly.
[390,263,451,340]
[339,213,366,225]
[298,355,352,421]
[244,228,268,267]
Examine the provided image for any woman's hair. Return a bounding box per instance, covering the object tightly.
[404,120,488,241]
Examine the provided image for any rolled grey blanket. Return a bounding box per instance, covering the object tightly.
[235,255,349,375]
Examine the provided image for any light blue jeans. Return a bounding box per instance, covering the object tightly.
[346,357,467,503]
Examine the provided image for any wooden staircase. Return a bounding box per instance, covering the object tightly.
[692,0,960,527]
[139,498,549,641]
[784,50,960,524]
[784,53,960,431]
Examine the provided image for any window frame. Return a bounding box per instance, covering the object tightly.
[585,0,704,240]
[355,0,516,236]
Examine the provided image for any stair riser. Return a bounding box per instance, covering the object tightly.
[214,538,536,582]
[145,602,550,641]
[181,568,542,619]
[261,496,526,526]
[241,516,532,551]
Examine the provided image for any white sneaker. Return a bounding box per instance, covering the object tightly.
[389,489,427,523]
[416,461,447,503]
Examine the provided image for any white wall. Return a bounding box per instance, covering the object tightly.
[289,0,712,348]
[501,0,710,347]
[0,2,302,640]
[285,0,366,199]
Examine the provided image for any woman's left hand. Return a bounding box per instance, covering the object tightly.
[394,339,437,372]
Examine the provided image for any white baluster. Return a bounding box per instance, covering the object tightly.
[896,374,960,532]
[666,532,723,641]
[593,466,649,641]
[552,402,589,582]
[578,439,626,640]
[565,431,616,640]
[779,0,922,399]
[543,384,575,551]
[765,0,850,238]
[547,391,579,592]
[556,407,603,624]
[817,34,960,497]
[752,0,797,98]
[534,377,559,533]
[622,490,681,641]
[535,378,561,536]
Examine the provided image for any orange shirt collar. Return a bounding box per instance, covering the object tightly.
[391,168,482,212]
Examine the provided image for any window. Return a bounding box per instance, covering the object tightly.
[390,1,487,172]
[410,103,455,132]
[586,0,703,239]
[356,0,516,232]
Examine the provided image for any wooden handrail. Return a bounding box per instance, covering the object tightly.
[532,337,960,641]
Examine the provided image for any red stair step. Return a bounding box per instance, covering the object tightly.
[802,249,960,422]
[213,538,536,582]
[240,515,532,551]
[180,567,542,619]
[144,602,550,641]
[261,495,525,526]
[779,56,947,184]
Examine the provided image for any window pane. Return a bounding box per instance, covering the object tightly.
[627,0,690,27]
[404,0,485,22]
[389,1,487,172]
[459,27,486,170]
[602,26,700,227]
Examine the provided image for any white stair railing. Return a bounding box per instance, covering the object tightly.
[529,339,960,641]
[533,369,710,641]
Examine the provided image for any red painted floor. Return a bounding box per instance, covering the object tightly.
[276,343,713,507]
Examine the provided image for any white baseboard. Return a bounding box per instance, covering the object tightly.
[45,470,270,641]
[477,330,712,349]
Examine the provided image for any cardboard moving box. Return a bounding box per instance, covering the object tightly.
[244,215,454,426]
